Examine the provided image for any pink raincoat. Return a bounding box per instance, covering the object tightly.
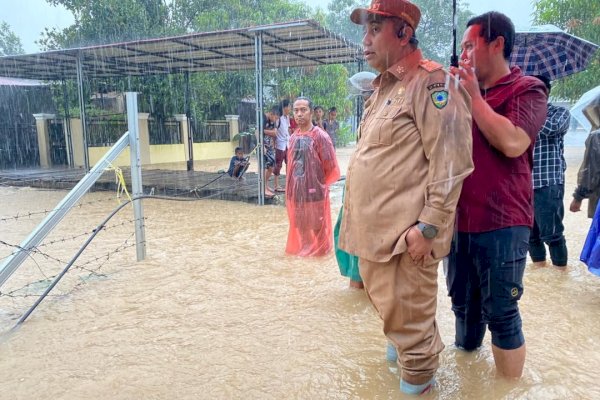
[285,126,340,256]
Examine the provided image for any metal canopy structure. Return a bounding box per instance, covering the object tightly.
[0,20,362,80]
[0,19,362,205]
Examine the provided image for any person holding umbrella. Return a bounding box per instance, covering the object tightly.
[448,12,548,379]
[339,0,473,395]
[529,75,570,268]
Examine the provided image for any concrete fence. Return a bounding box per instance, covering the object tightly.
[32,114,240,168]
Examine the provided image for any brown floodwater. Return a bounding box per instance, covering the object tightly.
[0,145,598,399]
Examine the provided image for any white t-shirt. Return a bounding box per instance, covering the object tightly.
[276,115,290,151]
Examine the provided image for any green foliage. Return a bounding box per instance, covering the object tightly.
[336,122,355,147]
[534,0,600,100]
[325,0,368,46]
[0,21,25,56]
[412,0,473,64]
[42,0,174,48]
[276,64,351,119]
[171,0,311,31]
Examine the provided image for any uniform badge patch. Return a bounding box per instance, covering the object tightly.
[431,90,448,109]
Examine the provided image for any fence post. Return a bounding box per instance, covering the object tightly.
[138,112,151,165]
[126,92,146,261]
[68,118,86,167]
[33,113,55,168]
[174,114,190,165]
[225,115,239,141]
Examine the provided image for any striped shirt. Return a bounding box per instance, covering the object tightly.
[532,103,570,189]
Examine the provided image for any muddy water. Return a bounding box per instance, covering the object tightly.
[0,146,598,399]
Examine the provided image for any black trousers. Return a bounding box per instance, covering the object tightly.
[529,184,568,266]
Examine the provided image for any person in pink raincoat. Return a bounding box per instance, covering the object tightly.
[285,97,340,257]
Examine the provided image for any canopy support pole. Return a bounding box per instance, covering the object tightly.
[76,52,90,171]
[184,72,194,171]
[255,31,265,206]
[355,60,365,133]
[451,0,459,67]
[61,79,74,167]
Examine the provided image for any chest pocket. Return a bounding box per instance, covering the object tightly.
[365,104,404,146]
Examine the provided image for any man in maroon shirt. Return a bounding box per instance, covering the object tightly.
[447,12,547,378]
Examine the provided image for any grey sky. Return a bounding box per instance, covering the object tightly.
[1,0,74,53]
[2,0,535,53]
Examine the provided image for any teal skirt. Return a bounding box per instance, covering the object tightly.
[334,198,362,282]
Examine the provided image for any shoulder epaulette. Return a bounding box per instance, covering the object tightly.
[419,59,443,73]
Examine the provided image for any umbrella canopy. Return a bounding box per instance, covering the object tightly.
[348,71,376,97]
[571,85,600,131]
[583,97,600,132]
[509,24,599,81]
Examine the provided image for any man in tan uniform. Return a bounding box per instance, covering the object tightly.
[339,0,474,395]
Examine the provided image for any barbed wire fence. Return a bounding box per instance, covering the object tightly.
[0,188,141,330]
[0,165,257,332]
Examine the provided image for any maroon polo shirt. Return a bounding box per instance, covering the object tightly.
[457,67,548,233]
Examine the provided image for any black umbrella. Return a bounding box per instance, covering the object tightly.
[509,24,599,80]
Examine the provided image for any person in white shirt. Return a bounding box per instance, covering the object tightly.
[274,99,291,192]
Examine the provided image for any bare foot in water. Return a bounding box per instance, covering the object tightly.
[349,280,364,289]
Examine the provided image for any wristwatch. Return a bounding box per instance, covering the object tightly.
[417,222,438,239]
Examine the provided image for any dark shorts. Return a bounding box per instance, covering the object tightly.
[446,226,530,350]
[264,147,275,169]
[274,148,286,176]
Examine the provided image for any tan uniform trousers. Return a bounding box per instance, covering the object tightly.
[359,252,444,384]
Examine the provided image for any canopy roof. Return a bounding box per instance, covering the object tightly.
[0,20,362,81]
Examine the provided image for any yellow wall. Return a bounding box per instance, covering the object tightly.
[150,144,186,164]
[88,142,236,167]
[193,142,238,160]
[70,119,86,167]
[66,116,238,168]
[89,146,131,167]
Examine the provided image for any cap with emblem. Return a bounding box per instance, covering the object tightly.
[350,0,421,29]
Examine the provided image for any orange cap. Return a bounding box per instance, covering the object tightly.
[350,0,421,30]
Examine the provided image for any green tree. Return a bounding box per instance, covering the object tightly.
[276,64,351,116]
[171,0,352,122]
[0,21,25,56]
[39,0,179,127]
[534,0,600,100]
[171,0,310,32]
[41,0,173,49]
[414,0,473,64]
[325,0,368,46]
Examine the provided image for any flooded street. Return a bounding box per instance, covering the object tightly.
[0,145,599,399]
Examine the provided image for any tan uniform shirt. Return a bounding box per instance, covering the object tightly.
[339,49,474,263]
